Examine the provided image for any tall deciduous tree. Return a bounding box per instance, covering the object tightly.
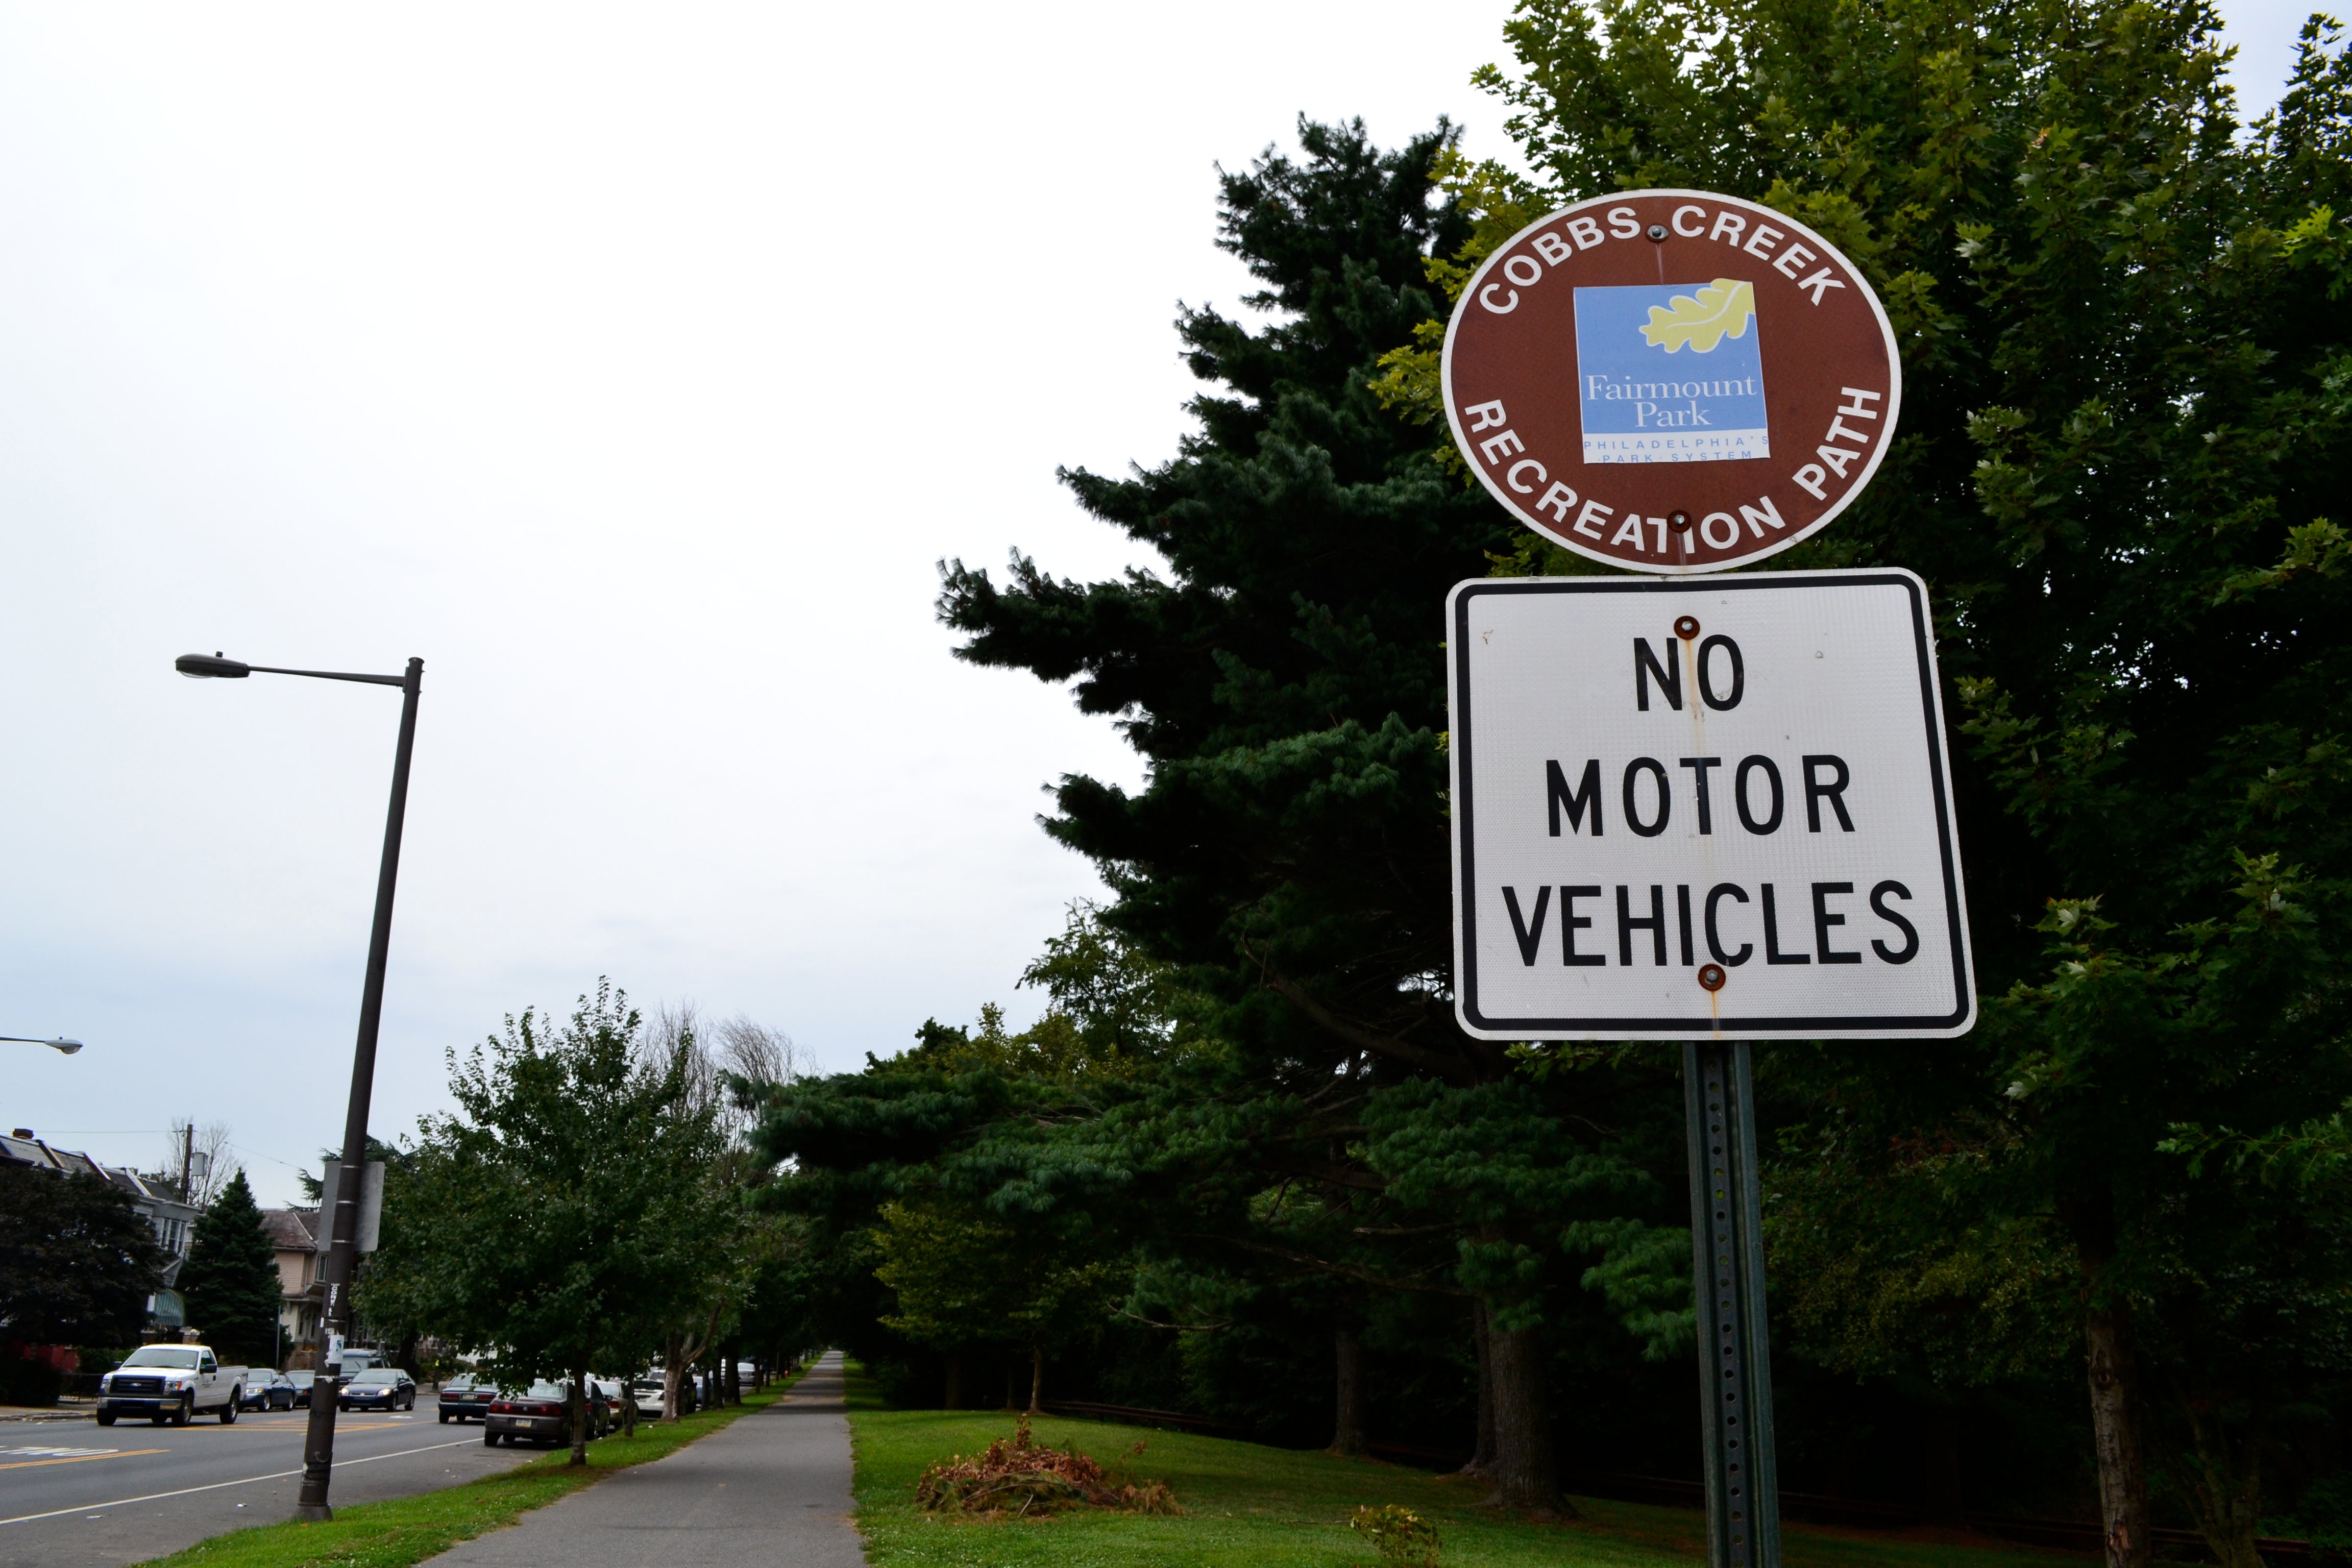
[178,1170,281,1366]
[1375,1,2352,1560]
[360,983,745,1464]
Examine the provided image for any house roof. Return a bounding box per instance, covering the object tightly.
[1,1133,194,1216]
[261,1207,321,1252]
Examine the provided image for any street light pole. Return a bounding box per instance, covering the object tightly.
[175,650,423,1522]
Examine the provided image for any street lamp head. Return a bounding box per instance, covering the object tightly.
[176,652,250,679]
[2,1035,84,1054]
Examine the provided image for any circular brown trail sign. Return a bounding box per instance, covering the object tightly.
[1442,189,1901,575]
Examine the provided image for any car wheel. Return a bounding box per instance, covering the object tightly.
[96,1412,115,1427]
[220,1397,238,1424]
[172,1397,192,1427]
[405,1392,415,1410]
[439,1411,449,1424]
[484,1430,500,1447]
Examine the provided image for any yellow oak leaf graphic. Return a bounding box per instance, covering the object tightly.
[1640,279,1757,353]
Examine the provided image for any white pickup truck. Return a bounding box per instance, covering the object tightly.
[96,1344,247,1426]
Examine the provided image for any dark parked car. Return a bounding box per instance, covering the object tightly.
[283,1369,317,1409]
[338,1368,418,1412]
[437,1374,496,1423]
[485,1381,609,1447]
[238,1370,298,1411]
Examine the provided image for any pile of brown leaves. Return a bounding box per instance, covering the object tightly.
[915,1415,1181,1518]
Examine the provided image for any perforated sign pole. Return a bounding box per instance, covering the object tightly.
[1686,1041,1779,1568]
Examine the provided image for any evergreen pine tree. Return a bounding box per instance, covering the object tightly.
[935,120,1675,1513]
[178,1169,282,1366]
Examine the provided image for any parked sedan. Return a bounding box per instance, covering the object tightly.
[436,1374,495,1424]
[338,1368,418,1412]
[283,1369,317,1409]
[238,1371,298,1412]
[485,1382,610,1447]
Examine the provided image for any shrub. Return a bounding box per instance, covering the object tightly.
[1351,1503,1439,1566]
[0,1357,64,1408]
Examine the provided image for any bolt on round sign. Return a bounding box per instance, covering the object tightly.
[1441,190,1901,574]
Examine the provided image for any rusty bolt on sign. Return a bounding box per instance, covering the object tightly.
[1697,964,1728,992]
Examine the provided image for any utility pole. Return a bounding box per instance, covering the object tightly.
[181,1123,194,1204]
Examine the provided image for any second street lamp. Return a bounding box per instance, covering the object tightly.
[176,649,423,1522]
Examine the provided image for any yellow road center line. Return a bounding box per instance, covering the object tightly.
[0,1450,166,1471]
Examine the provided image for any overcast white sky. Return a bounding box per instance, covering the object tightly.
[0,2,2321,1208]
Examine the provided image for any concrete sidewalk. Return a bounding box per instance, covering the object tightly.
[423,1352,865,1567]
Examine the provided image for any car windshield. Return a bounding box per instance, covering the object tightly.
[119,1348,201,1369]
[350,1373,398,1386]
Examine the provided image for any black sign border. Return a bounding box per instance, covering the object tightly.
[1450,571,1974,1038]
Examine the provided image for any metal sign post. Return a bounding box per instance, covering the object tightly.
[1686,1040,1779,1568]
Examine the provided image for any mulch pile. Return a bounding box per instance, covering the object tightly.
[915,1415,1181,1518]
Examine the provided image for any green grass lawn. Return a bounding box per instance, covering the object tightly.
[847,1376,2086,1568]
[132,1372,803,1568]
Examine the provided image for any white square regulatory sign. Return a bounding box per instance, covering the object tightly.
[1448,569,1974,1039]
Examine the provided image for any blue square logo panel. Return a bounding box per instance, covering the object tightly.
[1574,281,1769,464]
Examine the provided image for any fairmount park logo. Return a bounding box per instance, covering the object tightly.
[1574,279,1769,464]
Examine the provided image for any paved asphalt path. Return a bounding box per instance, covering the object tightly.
[0,1401,537,1567]
[422,1351,864,1567]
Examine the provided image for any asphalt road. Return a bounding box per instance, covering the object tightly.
[0,1404,538,1567]
[422,1351,862,1568]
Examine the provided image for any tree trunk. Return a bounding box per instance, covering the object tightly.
[2175,1381,2267,1568]
[724,1344,740,1407]
[1459,1299,1498,1479]
[663,1333,685,1420]
[621,1368,636,1438]
[1004,1356,1019,1411]
[569,1369,587,1467]
[662,1305,723,1420]
[944,1352,962,1411]
[1329,1325,1368,1457]
[1485,1313,1568,1516]
[1926,1403,1964,1523]
[2086,1306,2150,1568]
[1027,1343,1044,1415]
